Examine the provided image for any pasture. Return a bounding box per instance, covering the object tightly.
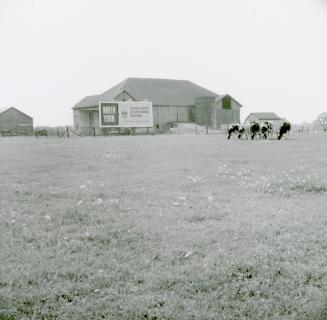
[0,132,327,320]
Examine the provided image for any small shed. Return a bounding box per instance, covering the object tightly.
[244,112,283,128]
[0,107,33,136]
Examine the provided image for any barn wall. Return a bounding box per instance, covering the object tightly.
[73,109,80,130]
[89,110,99,127]
[195,97,240,129]
[78,110,92,135]
[153,105,194,132]
[0,108,33,134]
[216,98,241,128]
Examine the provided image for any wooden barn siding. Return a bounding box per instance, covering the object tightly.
[216,99,241,127]
[0,108,33,130]
[153,105,194,131]
[89,110,99,127]
[195,98,241,129]
[73,109,80,130]
[78,110,92,135]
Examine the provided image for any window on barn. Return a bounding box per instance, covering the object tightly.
[222,96,231,110]
[101,103,118,125]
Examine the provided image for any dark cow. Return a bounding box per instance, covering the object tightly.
[250,122,260,140]
[227,123,240,140]
[261,121,273,139]
[278,121,291,140]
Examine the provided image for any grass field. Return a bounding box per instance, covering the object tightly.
[1,132,327,320]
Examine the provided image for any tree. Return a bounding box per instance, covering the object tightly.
[313,112,327,131]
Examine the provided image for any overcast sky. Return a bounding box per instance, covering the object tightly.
[1,0,326,125]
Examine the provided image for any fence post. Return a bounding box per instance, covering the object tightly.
[66,126,69,138]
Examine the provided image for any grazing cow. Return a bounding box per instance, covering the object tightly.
[227,123,240,140]
[278,121,291,140]
[238,124,245,139]
[237,123,250,139]
[261,121,273,139]
[250,122,260,140]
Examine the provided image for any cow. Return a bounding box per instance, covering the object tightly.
[249,122,260,140]
[237,123,251,139]
[227,123,240,140]
[278,121,291,140]
[261,121,273,139]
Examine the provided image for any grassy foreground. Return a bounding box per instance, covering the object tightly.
[0,132,327,320]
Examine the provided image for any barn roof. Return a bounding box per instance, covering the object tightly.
[73,77,222,109]
[215,94,243,107]
[0,107,33,119]
[73,95,102,109]
[246,112,281,121]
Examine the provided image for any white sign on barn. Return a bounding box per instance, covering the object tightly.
[99,101,153,128]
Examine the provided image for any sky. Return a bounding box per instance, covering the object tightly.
[0,0,327,126]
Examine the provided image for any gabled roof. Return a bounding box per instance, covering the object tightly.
[73,95,102,109]
[0,107,33,119]
[215,94,243,107]
[73,77,221,109]
[246,112,281,121]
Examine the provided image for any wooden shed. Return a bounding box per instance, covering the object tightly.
[72,77,242,135]
[0,107,33,136]
[244,112,283,128]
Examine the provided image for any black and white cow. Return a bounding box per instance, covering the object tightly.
[227,123,240,140]
[238,123,251,139]
[278,121,291,140]
[261,121,273,139]
[250,122,260,140]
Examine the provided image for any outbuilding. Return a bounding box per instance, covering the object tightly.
[0,107,33,136]
[72,77,242,135]
[245,112,283,128]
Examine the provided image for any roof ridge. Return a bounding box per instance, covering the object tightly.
[0,107,33,119]
[126,77,190,82]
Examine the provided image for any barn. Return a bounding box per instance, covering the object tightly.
[245,112,283,128]
[72,78,242,135]
[0,107,33,136]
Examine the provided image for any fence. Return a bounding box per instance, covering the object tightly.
[77,126,153,136]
